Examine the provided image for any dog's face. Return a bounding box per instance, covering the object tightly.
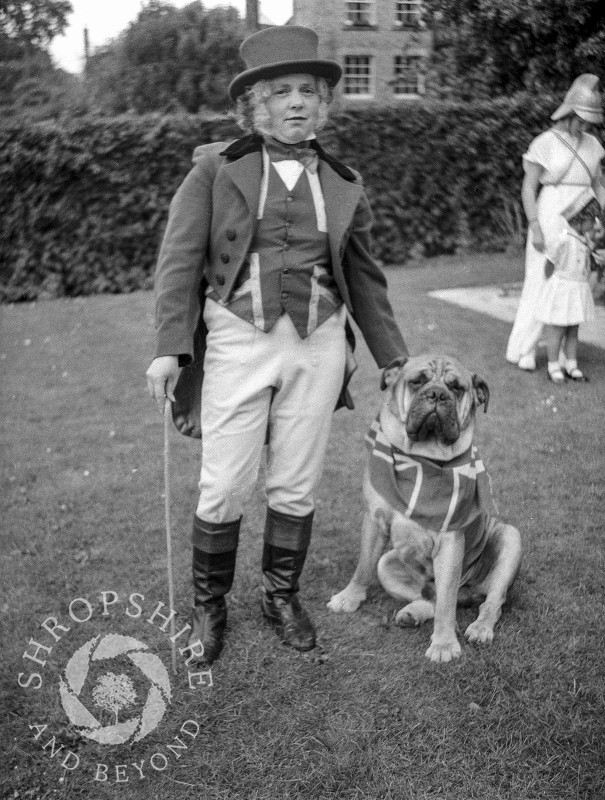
[380,354,489,454]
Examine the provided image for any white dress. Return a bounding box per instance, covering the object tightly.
[505,129,604,362]
[536,228,595,325]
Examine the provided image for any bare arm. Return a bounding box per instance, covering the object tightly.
[593,159,605,207]
[521,161,545,253]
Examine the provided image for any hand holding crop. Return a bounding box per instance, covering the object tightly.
[146,356,181,409]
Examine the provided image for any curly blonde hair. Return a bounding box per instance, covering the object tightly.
[236,76,333,135]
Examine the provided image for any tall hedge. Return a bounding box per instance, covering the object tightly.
[2,97,602,302]
[0,114,240,302]
[330,95,558,260]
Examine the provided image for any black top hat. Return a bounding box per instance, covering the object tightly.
[228,26,342,101]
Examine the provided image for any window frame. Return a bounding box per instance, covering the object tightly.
[342,55,374,98]
[394,0,422,28]
[392,54,423,97]
[344,0,376,27]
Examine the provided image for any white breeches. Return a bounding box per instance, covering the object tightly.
[196,299,346,523]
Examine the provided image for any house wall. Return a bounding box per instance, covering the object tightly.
[291,0,432,106]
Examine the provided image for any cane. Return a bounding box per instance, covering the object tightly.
[163,398,178,675]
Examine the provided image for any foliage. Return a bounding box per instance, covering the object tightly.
[424,0,605,98]
[0,0,72,49]
[0,113,241,301]
[0,46,51,100]
[1,98,604,302]
[328,95,577,261]
[0,61,89,121]
[0,0,76,117]
[85,1,244,114]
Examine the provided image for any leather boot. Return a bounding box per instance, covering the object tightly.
[187,515,240,665]
[261,507,316,652]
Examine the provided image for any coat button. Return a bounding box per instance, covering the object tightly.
[220,253,230,264]
[216,274,225,286]
[226,229,236,241]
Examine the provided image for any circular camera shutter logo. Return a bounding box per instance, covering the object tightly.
[59,634,172,745]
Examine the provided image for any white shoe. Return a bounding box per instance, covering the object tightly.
[518,354,536,371]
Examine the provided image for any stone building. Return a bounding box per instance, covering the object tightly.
[290,0,432,105]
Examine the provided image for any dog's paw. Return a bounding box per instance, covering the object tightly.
[425,635,462,663]
[395,609,418,627]
[327,586,366,613]
[464,619,495,645]
[395,599,434,627]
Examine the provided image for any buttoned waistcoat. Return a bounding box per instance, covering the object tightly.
[153,134,407,437]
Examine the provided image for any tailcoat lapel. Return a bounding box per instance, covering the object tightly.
[220,151,263,219]
[319,159,363,303]
[319,159,363,247]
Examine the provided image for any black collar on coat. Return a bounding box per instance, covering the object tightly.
[220,133,358,183]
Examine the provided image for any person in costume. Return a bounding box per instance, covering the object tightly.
[146,26,408,664]
[505,74,605,373]
[536,195,605,383]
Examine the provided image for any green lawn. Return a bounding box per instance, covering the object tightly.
[2,252,604,800]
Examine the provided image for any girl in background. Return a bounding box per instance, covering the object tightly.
[537,196,605,383]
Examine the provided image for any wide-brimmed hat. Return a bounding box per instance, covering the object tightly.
[228,26,342,101]
[551,73,603,124]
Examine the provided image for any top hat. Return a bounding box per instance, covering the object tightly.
[228,26,342,101]
[551,73,603,124]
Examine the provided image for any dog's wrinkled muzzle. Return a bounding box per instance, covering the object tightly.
[405,385,460,445]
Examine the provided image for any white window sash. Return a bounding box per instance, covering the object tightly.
[395,0,421,26]
[345,0,375,26]
[343,56,373,96]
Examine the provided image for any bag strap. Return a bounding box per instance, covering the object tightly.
[552,130,594,184]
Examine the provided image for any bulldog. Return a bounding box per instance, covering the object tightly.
[327,354,522,663]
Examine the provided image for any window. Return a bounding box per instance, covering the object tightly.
[345,1,374,26]
[395,0,422,27]
[393,55,422,95]
[343,56,373,96]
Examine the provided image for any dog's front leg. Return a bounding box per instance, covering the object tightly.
[425,530,465,663]
[465,521,522,644]
[327,510,387,613]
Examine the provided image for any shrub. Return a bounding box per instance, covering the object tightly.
[0,113,240,302]
[327,94,568,262]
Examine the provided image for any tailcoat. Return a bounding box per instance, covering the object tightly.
[153,134,407,437]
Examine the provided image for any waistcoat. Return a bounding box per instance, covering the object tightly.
[208,152,342,338]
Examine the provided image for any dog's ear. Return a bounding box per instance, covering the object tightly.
[473,374,490,413]
[380,356,408,390]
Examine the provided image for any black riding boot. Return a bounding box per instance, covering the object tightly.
[187,515,240,665]
[261,507,316,652]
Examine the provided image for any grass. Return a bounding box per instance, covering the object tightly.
[1,251,604,800]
